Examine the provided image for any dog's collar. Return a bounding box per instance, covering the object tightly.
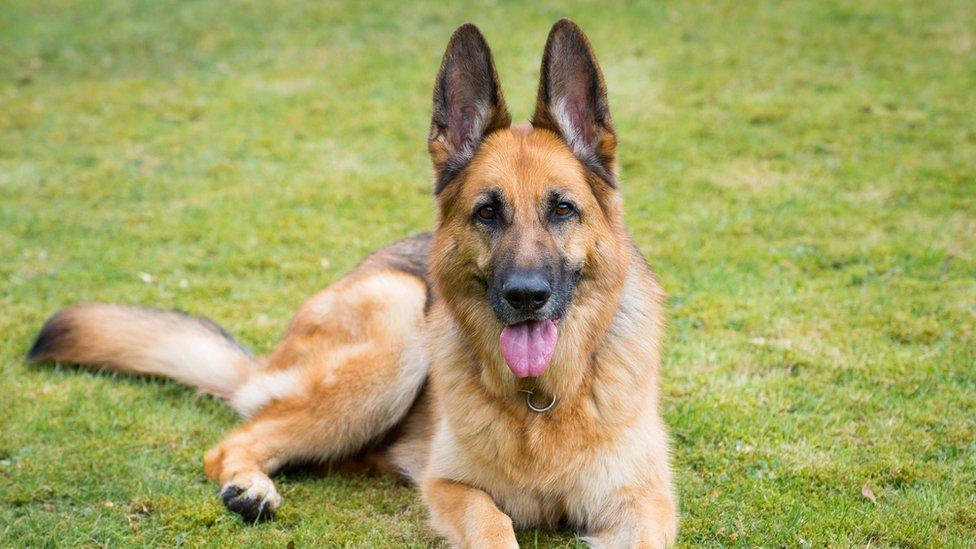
[519,388,557,413]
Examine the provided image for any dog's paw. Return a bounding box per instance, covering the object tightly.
[219,473,282,523]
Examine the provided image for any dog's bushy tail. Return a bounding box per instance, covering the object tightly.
[27,303,256,399]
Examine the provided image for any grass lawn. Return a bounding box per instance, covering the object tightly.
[2,0,975,546]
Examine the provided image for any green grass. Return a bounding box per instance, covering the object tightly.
[2,0,974,546]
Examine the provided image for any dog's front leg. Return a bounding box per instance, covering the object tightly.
[421,477,518,548]
[583,488,678,549]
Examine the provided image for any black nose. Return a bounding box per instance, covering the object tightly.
[502,271,552,312]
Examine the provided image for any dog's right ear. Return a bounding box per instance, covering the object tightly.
[429,23,511,194]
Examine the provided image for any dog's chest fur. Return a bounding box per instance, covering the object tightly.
[418,259,667,530]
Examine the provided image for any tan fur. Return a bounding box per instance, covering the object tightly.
[416,126,676,547]
[28,19,677,544]
[202,270,429,512]
[29,303,255,399]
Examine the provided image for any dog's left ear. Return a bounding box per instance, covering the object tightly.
[532,19,617,187]
[429,23,511,194]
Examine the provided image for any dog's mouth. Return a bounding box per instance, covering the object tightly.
[499,317,560,378]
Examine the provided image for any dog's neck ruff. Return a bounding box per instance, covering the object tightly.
[519,388,557,413]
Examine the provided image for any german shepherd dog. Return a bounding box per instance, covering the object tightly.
[28,20,677,547]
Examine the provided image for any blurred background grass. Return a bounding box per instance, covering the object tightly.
[1,0,974,545]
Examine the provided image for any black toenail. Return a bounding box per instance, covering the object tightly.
[219,485,275,523]
[220,485,245,504]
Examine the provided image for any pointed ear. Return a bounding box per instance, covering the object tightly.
[429,24,511,194]
[531,19,617,187]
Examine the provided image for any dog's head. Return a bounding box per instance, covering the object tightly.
[428,20,629,379]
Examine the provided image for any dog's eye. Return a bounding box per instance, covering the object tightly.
[553,202,575,219]
[476,205,496,221]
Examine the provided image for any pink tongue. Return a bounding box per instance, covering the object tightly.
[499,320,558,378]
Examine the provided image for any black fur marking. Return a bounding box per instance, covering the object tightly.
[220,484,275,523]
[220,485,245,501]
[434,158,468,195]
[580,153,617,189]
[170,308,253,358]
[365,232,432,282]
[360,232,435,311]
[26,312,71,362]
